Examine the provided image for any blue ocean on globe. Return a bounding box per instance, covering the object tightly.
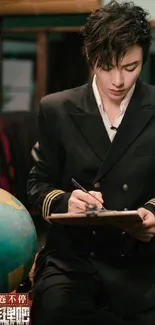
[0,189,37,292]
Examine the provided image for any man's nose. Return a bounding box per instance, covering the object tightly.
[112,70,124,88]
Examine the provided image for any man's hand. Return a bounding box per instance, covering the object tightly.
[68,190,103,213]
[124,208,155,242]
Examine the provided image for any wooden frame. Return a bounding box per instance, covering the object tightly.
[36,32,47,111]
[0,1,100,15]
[2,27,82,34]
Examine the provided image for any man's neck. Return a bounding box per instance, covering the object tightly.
[96,81,125,125]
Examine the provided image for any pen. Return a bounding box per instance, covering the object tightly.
[71,178,106,211]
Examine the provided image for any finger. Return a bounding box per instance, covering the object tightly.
[142,227,155,234]
[125,226,154,239]
[68,196,87,211]
[128,228,153,236]
[86,203,97,209]
[132,234,153,242]
[73,206,87,213]
[73,190,102,208]
[72,190,91,202]
[86,202,102,210]
[137,208,148,220]
[89,192,103,209]
[72,190,103,210]
[136,233,154,239]
[137,208,154,222]
[89,191,103,202]
[139,234,154,241]
[142,219,155,228]
[88,191,103,209]
[136,237,152,242]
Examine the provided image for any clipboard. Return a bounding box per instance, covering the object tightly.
[46,210,142,226]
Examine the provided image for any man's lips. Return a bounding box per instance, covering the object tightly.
[109,89,125,95]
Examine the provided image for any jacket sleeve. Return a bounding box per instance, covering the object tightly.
[27,100,71,219]
[144,200,155,215]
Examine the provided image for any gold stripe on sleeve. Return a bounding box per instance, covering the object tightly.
[145,198,155,206]
[42,189,65,219]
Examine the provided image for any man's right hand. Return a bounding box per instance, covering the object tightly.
[68,189,103,213]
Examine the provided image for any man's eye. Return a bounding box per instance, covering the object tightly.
[102,66,112,71]
[125,67,136,72]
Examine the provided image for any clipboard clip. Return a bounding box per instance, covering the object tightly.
[85,207,99,217]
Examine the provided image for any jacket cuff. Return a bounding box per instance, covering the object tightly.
[42,190,71,219]
[50,192,71,214]
[143,201,155,216]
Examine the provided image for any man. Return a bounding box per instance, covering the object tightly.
[27,1,155,324]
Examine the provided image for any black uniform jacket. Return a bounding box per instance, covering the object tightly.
[27,79,155,317]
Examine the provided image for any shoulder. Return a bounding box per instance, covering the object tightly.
[141,82,155,102]
[40,83,88,116]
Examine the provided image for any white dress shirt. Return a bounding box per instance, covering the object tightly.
[92,75,135,141]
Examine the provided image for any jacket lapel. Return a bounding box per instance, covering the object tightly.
[69,81,111,161]
[94,80,155,182]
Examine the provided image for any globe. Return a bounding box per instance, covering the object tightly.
[0,188,37,292]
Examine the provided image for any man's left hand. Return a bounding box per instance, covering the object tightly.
[125,208,155,242]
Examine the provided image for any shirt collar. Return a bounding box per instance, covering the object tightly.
[92,74,135,113]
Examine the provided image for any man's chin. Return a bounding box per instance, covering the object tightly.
[109,91,126,102]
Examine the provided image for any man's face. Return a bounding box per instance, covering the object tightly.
[94,45,143,102]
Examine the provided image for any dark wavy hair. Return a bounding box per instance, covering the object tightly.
[82,0,152,68]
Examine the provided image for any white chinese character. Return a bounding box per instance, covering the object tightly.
[8,295,16,304]
[0,296,6,304]
[18,295,27,304]
[15,307,22,324]
[21,307,30,324]
[0,307,9,324]
[15,307,30,325]
[6,307,16,325]
[0,307,5,320]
